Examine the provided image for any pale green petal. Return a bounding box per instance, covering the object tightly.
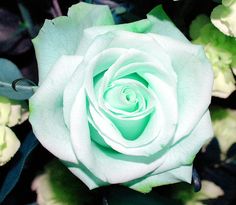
[153,111,213,175]
[65,31,178,157]
[63,48,126,128]
[127,111,212,193]
[29,56,83,163]
[150,34,213,144]
[33,2,114,84]
[127,165,192,193]
[69,84,167,185]
[76,5,188,55]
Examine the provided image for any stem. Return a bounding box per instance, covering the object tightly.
[52,0,62,16]
[17,1,35,38]
[0,81,37,91]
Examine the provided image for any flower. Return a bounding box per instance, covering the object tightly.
[0,96,28,166]
[211,0,236,37]
[32,174,63,205]
[175,180,224,205]
[0,125,20,166]
[0,96,29,127]
[29,3,213,193]
[190,15,236,98]
[211,108,236,158]
[31,161,93,205]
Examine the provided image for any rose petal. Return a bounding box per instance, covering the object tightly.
[76,5,189,55]
[150,34,213,144]
[33,2,114,84]
[69,89,166,185]
[29,55,83,163]
[126,165,192,193]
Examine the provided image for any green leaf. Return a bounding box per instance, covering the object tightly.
[0,58,36,100]
[105,185,182,205]
[0,132,38,203]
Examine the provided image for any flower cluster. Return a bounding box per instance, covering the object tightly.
[0,96,28,166]
[190,15,236,98]
[211,0,236,37]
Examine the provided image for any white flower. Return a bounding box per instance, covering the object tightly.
[0,125,20,166]
[190,15,236,98]
[31,174,63,205]
[204,44,236,98]
[0,96,29,127]
[211,0,236,37]
[212,108,236,158]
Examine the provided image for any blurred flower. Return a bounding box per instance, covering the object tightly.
[211,0,236,37]
[211,108,236,158]
[32,160,93,205]
[190,15,236,98]
[175,180,224,205]
[0,96,29,127]
[0,96,28,166]
[0,125,20,166]
[32,174,63,205]
[187,181,224,205]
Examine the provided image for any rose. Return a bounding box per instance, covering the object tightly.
[32,174,61,205]
[29,3,213,193]
[32,160,92,205]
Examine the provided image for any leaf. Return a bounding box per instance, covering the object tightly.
[0,58,36,100]
[104,185,182,205]
[0,132,39,203]
[0,8,31,55]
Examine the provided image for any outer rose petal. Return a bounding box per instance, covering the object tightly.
[76,5,189,55]
[29,56,83,163]
[33,3,114,84]
[126,111,213,192]
[150,34,213,143]
[127,165,193,193]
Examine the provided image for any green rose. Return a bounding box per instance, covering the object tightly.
[29,3,213,193]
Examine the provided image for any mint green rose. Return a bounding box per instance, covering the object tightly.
[29,3,213,193]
